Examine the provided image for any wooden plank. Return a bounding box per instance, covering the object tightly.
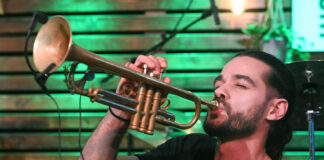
[0,112,105,130]
[0,152,80,160]
[285,131,324,150]
[0,53,235,72]
[0,33,245,52]
[0,110,322,131]
[0,112,207,130]
[1,151,323,160]
[0,132,153,150]
[0,13,291,34]
[0,111,205,131]
[0,152,143,160]
[0,72,219,91]
[0,92,214,111]
[282,152,324,160]
[2,0,291,13]
[0,131,322,150]
[0,0,3,15]
[0,112,167,130]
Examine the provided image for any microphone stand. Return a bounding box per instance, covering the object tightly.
[304,69,322,160]
[142,9,218,55]
[105,7,221,82]
[306,109,320,160]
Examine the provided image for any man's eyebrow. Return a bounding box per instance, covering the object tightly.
[234,74,256,87]
[213,75,223,85]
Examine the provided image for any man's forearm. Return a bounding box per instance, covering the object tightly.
[81,111,129,160]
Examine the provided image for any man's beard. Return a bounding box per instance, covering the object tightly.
[203,100,267,142]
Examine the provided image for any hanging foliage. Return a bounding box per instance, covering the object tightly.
[241,0,310,62]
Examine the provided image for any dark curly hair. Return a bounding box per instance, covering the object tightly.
[235,50,296,160]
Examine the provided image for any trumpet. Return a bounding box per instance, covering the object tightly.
[33,16,218,135]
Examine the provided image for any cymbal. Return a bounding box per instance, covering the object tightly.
[286,61,324,130]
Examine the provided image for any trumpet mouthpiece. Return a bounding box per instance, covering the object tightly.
[200,99,219,110]
[208,100,219,110]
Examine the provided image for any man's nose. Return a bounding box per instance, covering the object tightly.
[214,85,229,100]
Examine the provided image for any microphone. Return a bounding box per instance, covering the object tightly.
[209,0,221,25]
[35,63,56,94]
[28,11,48,31]
[26,11,50,93]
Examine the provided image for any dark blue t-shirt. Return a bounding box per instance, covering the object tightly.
[135,133,217,160]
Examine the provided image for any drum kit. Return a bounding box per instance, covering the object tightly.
[287,60,323,160]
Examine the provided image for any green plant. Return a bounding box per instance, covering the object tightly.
[241,0,310,62]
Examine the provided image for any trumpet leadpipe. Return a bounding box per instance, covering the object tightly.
[200,99,219,110]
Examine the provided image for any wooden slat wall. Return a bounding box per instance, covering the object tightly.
[1,0,323,159]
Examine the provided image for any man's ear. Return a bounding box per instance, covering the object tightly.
[266,98,288,121]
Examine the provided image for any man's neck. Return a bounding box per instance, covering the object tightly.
[215,129,269,160]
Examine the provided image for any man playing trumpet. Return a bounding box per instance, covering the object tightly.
[80,50,296,160]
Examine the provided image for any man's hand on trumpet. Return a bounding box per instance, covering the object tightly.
[113,55,171,121]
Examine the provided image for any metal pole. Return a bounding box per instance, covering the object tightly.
[307,110,315,160]
[307,110,321,160]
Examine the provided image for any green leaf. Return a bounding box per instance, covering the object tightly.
[263,33,271,41]
[241,28,251,35]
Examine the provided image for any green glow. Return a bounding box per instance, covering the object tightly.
[294,131,324,135]
[34,0,211,12]
[42,1,113,12]
[283,151,324,156]
[41,52,235,72]
[0,112,106,117]
[70,33,243,52]
[44,14,225,32]
[0,152,82,156]
[0,132,92,136]
[292,0,324,51]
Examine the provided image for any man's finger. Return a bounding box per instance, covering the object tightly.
[148,55,161,75]
[163,76,170,84]
[157,57,168,69]
[134,55,156,69]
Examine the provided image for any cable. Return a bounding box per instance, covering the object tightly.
[141,9,213,57]
[142,0,195,55]
[49,95,62,160]
[171,0,195,33]
[79,94,85,160]
[78,69,94,160]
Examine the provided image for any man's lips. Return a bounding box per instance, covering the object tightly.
[209,104,224,115]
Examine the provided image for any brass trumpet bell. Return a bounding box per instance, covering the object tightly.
[33,16,72,73]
